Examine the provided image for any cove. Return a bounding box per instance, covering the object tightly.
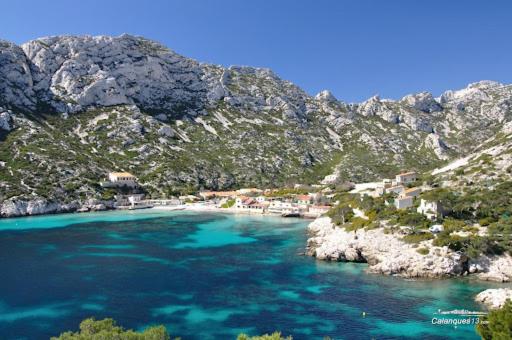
[0,210,507,339]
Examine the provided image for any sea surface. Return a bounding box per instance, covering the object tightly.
[0,210,507,339]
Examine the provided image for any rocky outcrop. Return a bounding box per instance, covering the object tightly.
[0,108,13,131]
[21,34,207,113]
[0,198,76,217]
[0,198,114,218]
[306,217,466,278]
[0,40,35,109]
[475,288,512,309]
[306,217,512,281]
[401,92,442,113]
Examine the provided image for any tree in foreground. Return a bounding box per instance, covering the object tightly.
[476,300,512,339]
[237,332,292,340]
[51,317,174,340]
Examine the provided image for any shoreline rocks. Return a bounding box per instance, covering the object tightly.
[0,198,114,218]
[475,288,512,309]
[306,216,512,281]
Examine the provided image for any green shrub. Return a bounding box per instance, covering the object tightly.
[237,332,292,340]
[476,300,512,339]
[416,247,429,255]
[221,199,235,208]
[51,317,173,340]
[402,232,434,244]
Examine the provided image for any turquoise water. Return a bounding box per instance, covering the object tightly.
[0,210,507,339]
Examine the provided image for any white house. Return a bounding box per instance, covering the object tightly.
[296,195,313,205]
[268,201,294,214]
[255,196,267,203]
[386,185,405,195]
[417,199,444,221]
[401,187,421,198]
[395,196,413,209]
[395,171,417,184]
[108,172,137,187]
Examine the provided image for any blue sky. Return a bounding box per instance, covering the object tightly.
[2,0,511,102]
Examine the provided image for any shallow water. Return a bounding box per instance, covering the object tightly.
[0,210,507,339]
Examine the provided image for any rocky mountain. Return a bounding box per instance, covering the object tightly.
[0,34,511,214]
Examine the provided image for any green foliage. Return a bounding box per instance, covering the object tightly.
[221,199,236,208]
[476,300,512,339]
[389,210,431,229]
[327,204,354,226]
[237,332,292,340]
[416,247,429,255]
[51,317,173,340]
[402,232,434,244]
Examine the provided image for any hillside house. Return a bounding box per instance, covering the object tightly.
[395,171,417,185]
[108,172,137,187]
[401,187,421,198]
[395,196,413,209]
[386,185,405,196]
[417,199,444,221]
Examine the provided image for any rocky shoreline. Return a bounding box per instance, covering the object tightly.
[306,216,512,282]
[475,288,512,309]
[0,198,115,218]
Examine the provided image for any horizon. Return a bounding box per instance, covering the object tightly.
[3,0,512,102]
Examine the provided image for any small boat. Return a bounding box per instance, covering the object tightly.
[281,212,300,217]
[128,204,154,210]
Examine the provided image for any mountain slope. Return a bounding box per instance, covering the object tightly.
[0,34,511,212]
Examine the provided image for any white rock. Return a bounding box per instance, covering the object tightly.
[475,288,512,309]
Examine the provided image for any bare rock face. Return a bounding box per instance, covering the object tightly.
[0,198,78,217]
[0,108,13,131]
[475,288,512,309]
[424,134,449,160]
[21,34,207,113]
[401,91,442,113]
[0,40,35,109]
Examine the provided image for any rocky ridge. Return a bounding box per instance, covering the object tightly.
[1,35,512,217]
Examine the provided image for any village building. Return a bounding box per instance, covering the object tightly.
[268,201,294,214]
[107,172,137,187]
[371,187,385,198]
[395,196,413,209]
[386,185,405,196]
[417,199,444,221]
[296,194,313,205]
[401,187,421,198]
[382,179,393,188]
[255,196,267,203]
[395,171,417,185]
